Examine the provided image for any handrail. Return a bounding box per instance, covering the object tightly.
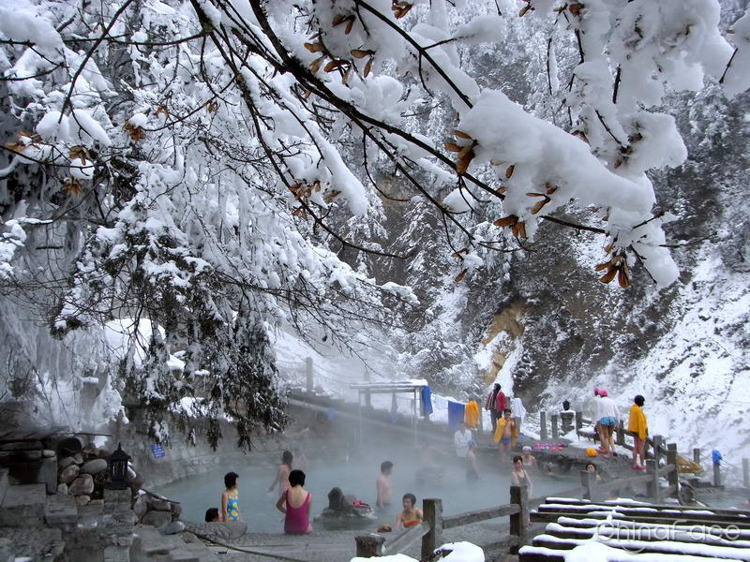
[384,523,428,554]
[575,413,669,456]
[442,503,520,529]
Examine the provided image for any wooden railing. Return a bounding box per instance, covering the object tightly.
[355,485,529,559]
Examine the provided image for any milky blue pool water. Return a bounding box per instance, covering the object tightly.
[154,446,577,533]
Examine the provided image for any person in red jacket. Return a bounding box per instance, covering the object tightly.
[484,383,507,431]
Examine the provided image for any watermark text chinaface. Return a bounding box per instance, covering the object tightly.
[595,519,741,553]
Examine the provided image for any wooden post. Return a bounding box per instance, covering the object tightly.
[616,420,625,447]
[713,460,721,488]
[693,448,701,466]
[305,356,313,393]
[743,458,750,490]
[575,411,583,434]
[647,459,661,503]
[540,411,548,441]
[653,435,664,467]
[580,469,593,501]
[551,414,559,441]
[477,396,484,437]
[667,443,679,498]
[509,485,529,554]
[355,534,385,557]
[421,498,443,560]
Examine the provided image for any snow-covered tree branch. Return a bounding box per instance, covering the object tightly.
[0,0,746,445]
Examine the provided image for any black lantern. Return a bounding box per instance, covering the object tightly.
[108,443,131,490]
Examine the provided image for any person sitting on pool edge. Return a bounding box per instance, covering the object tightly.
[205,507,220,522]
[395,493,423,529]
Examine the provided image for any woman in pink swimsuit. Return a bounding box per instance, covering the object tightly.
[275,469,312,534]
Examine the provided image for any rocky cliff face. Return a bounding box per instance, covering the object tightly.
[366,45,750,463]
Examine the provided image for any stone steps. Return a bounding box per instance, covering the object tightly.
[132,525,220,562]
[0,482,46,526]
[0,469,217,561]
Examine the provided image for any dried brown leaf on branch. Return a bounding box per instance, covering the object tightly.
[530,196,551,215]
[456,145,476,175]
[5,131,41,152]
[571,130,589,144]
[123,122,144,142]
[493,215,527,239]
[332,14,356,34]
[454,268,468,282]
[569,3,585,16]
[595,252,630,287]
[292,206,308,219]
[324,59,348,72]
[392,1,413,19]
[324,190,341,203]
[63,178,83,196]
[493,215,518,228]
[350,49,375,59]
[304,42,325,53]
[310,56,326,73]
[69,146,90,162]
[445,131,478,175]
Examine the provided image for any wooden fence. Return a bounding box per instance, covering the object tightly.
[547,411,750,488]
[355,485,530,559]
[355,450,680,560]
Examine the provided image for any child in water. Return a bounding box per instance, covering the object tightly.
[395,493,423,529]
[221,472,241,521]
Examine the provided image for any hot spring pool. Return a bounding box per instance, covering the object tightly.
[154,447,578,533]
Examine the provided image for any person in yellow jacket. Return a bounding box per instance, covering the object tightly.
[493,409,519,456]
[628,395,648,470]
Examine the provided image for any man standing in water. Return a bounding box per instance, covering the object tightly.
[376,461,394,509]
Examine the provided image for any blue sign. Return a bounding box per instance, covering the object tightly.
[151,444,165,458]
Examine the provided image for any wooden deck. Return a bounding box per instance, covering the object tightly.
[520,497,750,561]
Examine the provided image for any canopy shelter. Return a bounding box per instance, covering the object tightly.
[350,379,429,445]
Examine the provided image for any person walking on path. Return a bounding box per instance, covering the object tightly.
[221,471,242,522]
[276,469,312,534]
[594,388,620,457]
[511,395,527,434]
[628,395,648,470]
[454,422,472,458]
[484,383,507,432]
[493,408,518,458]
